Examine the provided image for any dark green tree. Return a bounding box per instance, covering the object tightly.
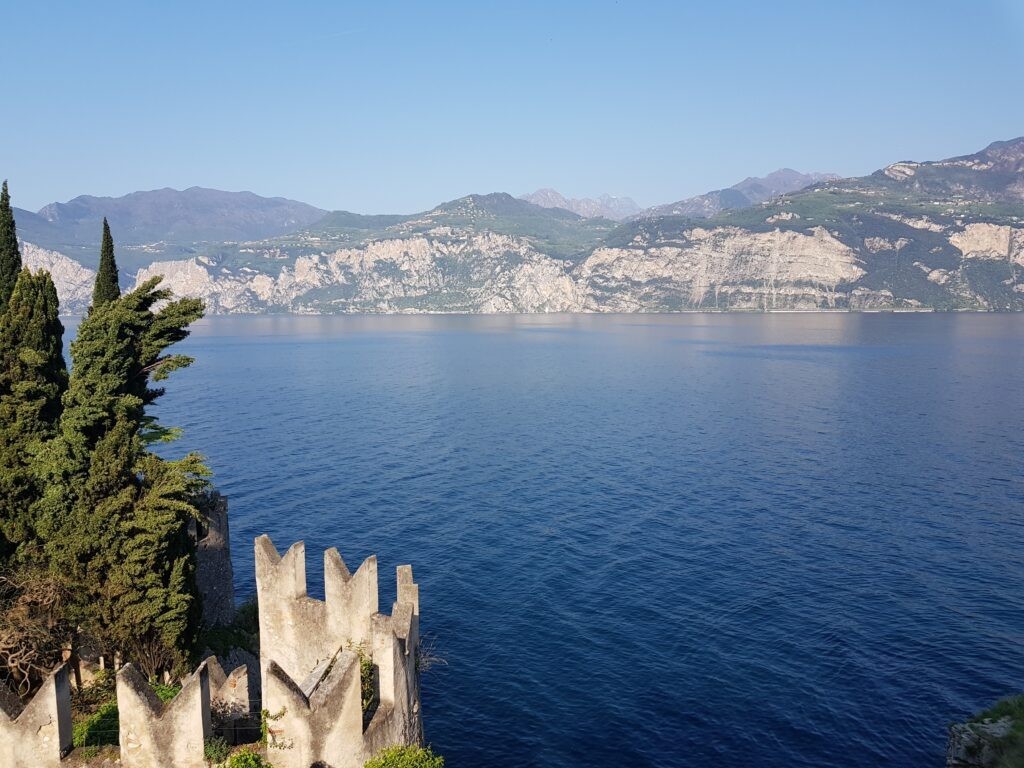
[0,181,22,314]
[92,218,120,307]
[34,277,208,673]
[0,269,67,560]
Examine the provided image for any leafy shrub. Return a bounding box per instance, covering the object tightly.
[71,669,115,717]
[151,681,181,702]
[968,695,1024,768]
[359,651,377,713]
[364,745,444,768]
[204,735,232,763]
[225,747,273,768]
[199,596,260,657]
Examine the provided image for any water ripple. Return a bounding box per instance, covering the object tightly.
[146,313,1024,768]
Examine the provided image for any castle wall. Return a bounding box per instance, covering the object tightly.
[0,527,423,768]
[264,651,365,768]
[0,664,72,768]
[195,491,236,627]
[255,535,423,768]
[116,660,212,768]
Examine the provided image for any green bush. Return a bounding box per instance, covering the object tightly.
[969,695,1024,768]
[224,747,273,768]
[364,745,444,768]
[151,682,182,702]
[199,597,260,657]
[204,735,232,763]
[358,651,377,713]
[71,669,115,716]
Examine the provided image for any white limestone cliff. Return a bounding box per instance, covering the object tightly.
[20,242,96,314]
[27,221,1014,314]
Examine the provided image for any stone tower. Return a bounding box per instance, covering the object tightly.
[254,535,422,767]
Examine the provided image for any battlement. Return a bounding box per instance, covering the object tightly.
[0,529,422,768]
[117,660,213,768]
[254,535,382,693]
[256,535,423,767]
[264,651,365,768]
[0,663,72,768]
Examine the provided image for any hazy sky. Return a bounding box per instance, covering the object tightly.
[4,0,1024,213]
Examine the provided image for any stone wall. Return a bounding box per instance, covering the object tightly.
[0,663,72,768]
[116,660,212,768]
[195,491,236,627]
[0,530,422,767]
[255,535,423,767]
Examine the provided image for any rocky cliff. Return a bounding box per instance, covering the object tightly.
[20,241,96,314]
[124,218,1023,313]
[135,232,584,313]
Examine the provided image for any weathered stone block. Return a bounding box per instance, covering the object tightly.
[263,651,365,768]
[0,664,72,768]
[255,535,379,697]
[196,491,236,627]
[116,660,212,768]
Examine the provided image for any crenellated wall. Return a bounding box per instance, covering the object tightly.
[255,535,422,767]
[116,660,213,768]
[0,663,72,768]
[0,530,422,767]
[264,651,365,768]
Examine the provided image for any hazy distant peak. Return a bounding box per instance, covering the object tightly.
[30,186,327,245]
[520,189,641,221]
[637,168,837,220]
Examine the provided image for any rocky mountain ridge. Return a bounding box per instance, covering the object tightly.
[13,137,1024,314]
[14,187,327,271]
[638,169,839,219]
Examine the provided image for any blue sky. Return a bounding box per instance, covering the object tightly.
[3,0,1023,213]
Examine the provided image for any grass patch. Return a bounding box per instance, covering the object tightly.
[969,695,1024,768]
[72,701,119,748]
[364,745,444,768]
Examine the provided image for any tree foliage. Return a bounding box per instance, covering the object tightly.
[0,269,66,560]
[0,180,21,315]
[0,187,213,693]
[92,217,120,307]
[31,277,207,676]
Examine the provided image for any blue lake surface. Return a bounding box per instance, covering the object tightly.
[146,313,1024,768]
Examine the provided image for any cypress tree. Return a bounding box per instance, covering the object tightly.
[91,218,120,307]
[35,277,207,673]
[0,181,22,314]
[0,269,67,560]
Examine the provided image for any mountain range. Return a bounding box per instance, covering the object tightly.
[15,137,1024,314]
[14,187,327,271]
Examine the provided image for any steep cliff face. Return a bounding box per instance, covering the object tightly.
[576,226,866,310]
[136,232,585,313]
[20,241,96,314]
[127,220,1024,313]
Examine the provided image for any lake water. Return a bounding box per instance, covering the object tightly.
[148,313,1024,768]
